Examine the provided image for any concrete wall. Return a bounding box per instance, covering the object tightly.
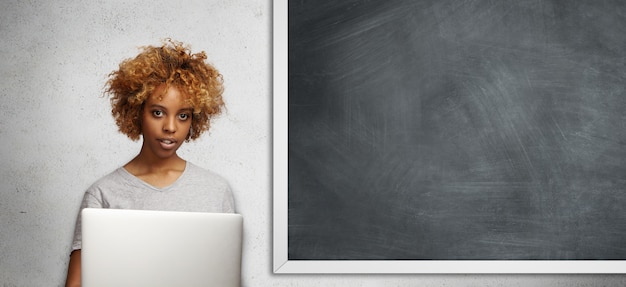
[0,0,625,286]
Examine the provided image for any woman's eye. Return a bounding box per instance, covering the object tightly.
[178,113,190,120]
[152,110,163,117]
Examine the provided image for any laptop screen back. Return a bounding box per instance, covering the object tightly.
[81,208,243,287]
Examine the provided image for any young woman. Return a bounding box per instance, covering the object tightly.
[65,40,235,287]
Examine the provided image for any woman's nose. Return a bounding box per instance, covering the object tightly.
[163,117,176,133]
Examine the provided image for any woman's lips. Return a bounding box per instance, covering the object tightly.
[159,138,177,149]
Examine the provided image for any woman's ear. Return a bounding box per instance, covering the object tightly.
[186,126,193,142]
[136,103,145,136]
[185,114,196,141]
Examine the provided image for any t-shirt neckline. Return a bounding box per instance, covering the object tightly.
[119,162,190,192]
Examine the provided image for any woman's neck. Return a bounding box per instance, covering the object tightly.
[123,153,187,189]
[125,151,187,175]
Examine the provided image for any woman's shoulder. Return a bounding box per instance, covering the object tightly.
[85,167,134,192]
[181,162,236,213]
[184,162,230,186]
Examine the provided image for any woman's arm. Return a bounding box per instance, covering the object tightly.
[65,250,81,287]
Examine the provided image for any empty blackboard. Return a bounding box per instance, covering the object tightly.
[282,0,626,269]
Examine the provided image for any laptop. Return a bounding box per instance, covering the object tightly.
[81,208,243,287]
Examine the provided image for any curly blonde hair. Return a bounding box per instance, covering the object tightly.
[106,39,224,141]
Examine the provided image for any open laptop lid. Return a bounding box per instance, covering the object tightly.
[81,208,243,287]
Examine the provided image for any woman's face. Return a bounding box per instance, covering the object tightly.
[140,84,193,160]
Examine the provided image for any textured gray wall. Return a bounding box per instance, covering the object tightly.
[0,0,269,285]
[0,0,625,286]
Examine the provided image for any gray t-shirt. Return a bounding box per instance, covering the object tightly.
[71,162,235,251]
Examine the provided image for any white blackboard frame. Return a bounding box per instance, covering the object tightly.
[272,0,626,274]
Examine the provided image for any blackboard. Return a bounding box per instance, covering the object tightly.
[283,0,626,267]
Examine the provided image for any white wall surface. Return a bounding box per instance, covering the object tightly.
[0,0,625,286]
